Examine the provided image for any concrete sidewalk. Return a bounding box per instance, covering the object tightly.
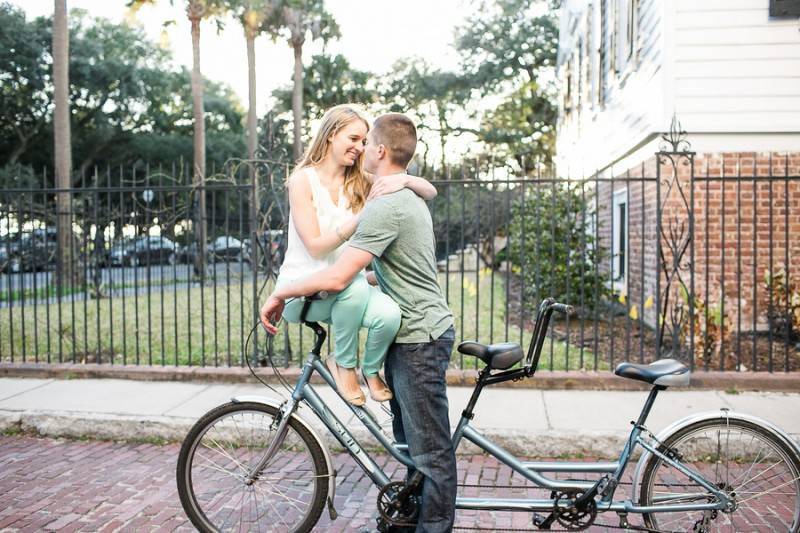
[1,376,799,457]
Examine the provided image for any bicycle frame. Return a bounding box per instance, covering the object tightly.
[250,297,733,519]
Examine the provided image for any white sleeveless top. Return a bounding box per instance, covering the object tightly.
[278,167,354,284]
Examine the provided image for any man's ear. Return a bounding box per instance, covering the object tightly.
[377,144,387,160]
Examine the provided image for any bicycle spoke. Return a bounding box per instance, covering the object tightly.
[736,476,800,506]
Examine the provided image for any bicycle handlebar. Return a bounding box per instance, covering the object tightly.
[523,299,573,376]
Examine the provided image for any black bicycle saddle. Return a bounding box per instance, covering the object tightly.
[457,341,524,370]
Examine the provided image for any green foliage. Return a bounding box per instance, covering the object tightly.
[507,183,608,308]
[0,5,245,180]
[272,53,375,124]
[382,59,474,173]
[455,0,559,167]
[0,3,52,165]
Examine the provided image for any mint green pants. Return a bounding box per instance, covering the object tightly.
[278,274,401,375]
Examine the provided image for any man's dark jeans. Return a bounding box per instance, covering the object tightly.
[384,326,457,533]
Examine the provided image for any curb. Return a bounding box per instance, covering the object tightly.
[0,408,634,458]
[2,362,800,391]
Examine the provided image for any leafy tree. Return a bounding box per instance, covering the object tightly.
[0,7,245,174]
[455,0,558,169]
[0,4,51,165]
[383,59,472,174]
[272,52,374,131]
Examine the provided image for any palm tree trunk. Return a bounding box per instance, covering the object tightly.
[190,13,207,276]
[53,0,73,288]
[246,29,257,164]
[291,41,304,162]
[245,26,260,273]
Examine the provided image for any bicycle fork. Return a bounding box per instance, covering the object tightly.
[243,398,299,485]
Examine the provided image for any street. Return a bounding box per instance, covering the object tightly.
[0,435,647,532]
[0,263,255,308]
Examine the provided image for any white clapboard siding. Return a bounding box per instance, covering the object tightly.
[675,59,800,79]
[678,112,800,133]
[675,9,779,28]
[676,27,800,46]
[556,0,800,172]
[675,95,800,113]
[674,77,800,97]
[674,43,799,62]
[671,0,800,133]
[556,0,667,174]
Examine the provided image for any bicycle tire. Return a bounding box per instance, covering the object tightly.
[638,417,800,532]
[177,401,329,533]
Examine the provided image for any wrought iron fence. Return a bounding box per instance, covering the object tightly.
[1,131,798,371]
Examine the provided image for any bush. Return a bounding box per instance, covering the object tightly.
[507,182,608,311]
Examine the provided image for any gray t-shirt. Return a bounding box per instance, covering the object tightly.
[349,189,453,343]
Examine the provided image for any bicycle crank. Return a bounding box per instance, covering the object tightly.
[376,481,420,529]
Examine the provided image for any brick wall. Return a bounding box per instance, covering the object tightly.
[600,151,800,333]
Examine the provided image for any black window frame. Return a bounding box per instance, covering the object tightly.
[770,0,800,18]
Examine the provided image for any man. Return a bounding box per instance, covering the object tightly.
[260,113,457,532]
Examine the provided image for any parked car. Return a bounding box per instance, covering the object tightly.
[168,242,197,266]
[207,236,247,263]
[244,230,284,269]
[108,236,177,267]
[1,229,58,273]
[168,236,249,266]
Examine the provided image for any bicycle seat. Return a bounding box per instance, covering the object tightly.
[457,341,523,370]
[614,358,690,387]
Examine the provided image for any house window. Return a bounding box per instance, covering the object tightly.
[770,0,800,17]
[564,58,573,115]
[598,0,607,103]
[626,0,639,60]
[612,188,628,288]
[608,0,619,76]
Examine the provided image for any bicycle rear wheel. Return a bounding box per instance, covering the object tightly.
[638,417,800,532]
[177,401,329,533]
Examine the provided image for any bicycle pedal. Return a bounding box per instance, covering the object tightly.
[532,512,555,529]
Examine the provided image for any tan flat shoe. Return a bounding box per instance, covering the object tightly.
[362,370,393,402]
[326,358,366,406]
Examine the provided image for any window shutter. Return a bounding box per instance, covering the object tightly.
[770,0,800,17]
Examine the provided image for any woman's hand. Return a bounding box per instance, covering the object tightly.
[259,294,285,335]
[367,174,408,200]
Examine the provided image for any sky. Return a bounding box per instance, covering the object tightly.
[17,0,467,116]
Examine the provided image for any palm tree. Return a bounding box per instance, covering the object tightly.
[53,0,73,288]
[277,0,338,161]
[128,0,226,275]
[230,0,278,164]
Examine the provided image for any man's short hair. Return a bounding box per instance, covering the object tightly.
[372,113,417,168]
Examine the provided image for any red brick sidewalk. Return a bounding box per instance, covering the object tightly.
[0,435,793,532]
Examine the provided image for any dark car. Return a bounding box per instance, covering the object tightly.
[207,236,248,263]
[244,230,284,270]
[1,228,58,273]
[108,235,177,267]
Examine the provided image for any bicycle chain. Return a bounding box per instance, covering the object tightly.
[452,523,674,532]
[452,481,688,533]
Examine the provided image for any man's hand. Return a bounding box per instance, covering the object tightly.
[259,294,285,335]
[367,174,408,200]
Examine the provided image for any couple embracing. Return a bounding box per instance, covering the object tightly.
[259,105,457,532]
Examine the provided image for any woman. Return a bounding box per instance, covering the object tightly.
[275,104,436,405]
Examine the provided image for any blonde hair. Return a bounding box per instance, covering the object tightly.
[296,104,371,213]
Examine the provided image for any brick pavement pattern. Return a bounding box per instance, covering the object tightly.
[0,435,796,532]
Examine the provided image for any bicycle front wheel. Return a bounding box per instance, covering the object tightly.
[638,417,800,532]
[177,401,329,533]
